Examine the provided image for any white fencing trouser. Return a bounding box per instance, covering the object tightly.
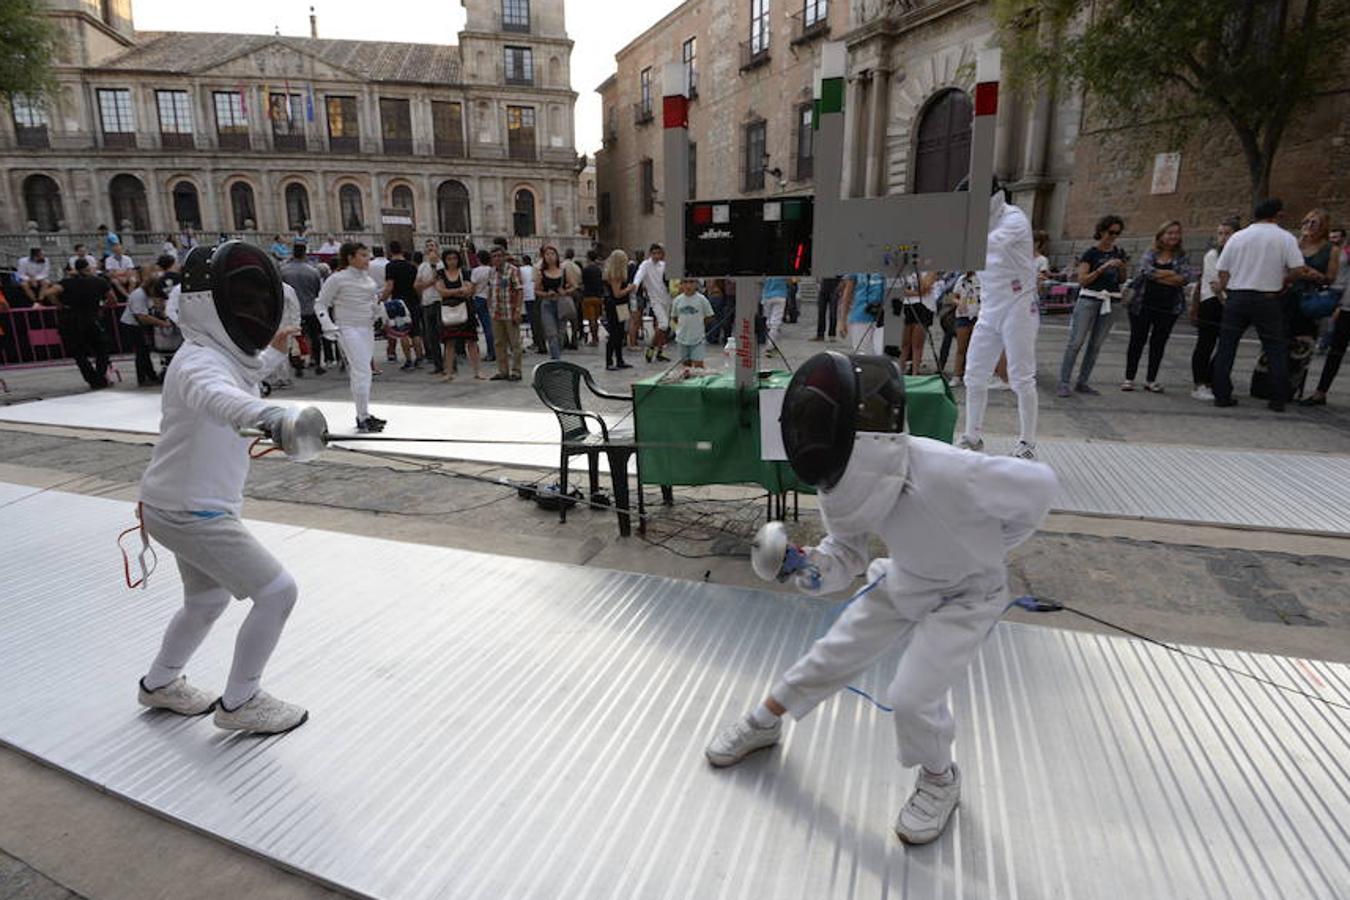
[762,296,787,347]
[962,295,1040,445]
[141,507,299,710]
[336,324,374,419]
[772,569,1009,773]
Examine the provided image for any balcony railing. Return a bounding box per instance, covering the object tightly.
[633,102,653,126]
[329,135,359,153]
[15,125,49,149]
[790,9,831,44]
[383,137,413,156]
[217,131,249,151]
[508,138,537,161]
[739,40,771,73]
[272,133,306,152]
[505,72,535,87]
[102,131,137,149]
[159,131,194,150]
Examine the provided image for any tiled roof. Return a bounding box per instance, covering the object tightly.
[99,32,461,86]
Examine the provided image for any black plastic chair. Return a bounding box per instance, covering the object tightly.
[532,361,645,535]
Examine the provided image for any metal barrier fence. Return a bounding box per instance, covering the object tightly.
[0,302,135,390]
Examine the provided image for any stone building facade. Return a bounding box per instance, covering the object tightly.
[597,0,853,254]
[577,156,598,241]
[1,0,589,252]
[599,0,1345,258]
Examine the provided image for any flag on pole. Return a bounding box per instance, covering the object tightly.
[305,85,315,122]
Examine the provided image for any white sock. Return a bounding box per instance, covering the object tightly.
[749,702,780,729]
[922,765,956,785]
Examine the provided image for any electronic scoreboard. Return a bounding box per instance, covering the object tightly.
[682,197,813,277]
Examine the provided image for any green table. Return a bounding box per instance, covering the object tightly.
[632,371,956,492]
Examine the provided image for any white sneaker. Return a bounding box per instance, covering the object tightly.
[1191,385,1215,401]
[138,676,216,716]
[1011,440,1036,460]
[957,436,984,452]
[894,765,961,845]
[989,378,1012,391]
[213,690,308,735]
[705,712,782,767]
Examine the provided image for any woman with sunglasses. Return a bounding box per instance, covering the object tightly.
[1056,215,1128,396]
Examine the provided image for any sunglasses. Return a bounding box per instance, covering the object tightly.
[1107,229,1122,236]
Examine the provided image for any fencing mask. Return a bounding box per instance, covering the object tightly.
[780,351,907,491]
[179,241,284,358]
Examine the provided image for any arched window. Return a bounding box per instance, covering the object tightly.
[513,188,536,237]
[22,174,63,232]
[912,89,974,194]
[391,184,414,214]
[436,180,471,234]
[229,181,256,230]
[172,181,201,230]
[284,183,310,232]
[109,174,150,232]
[339,184,364,230]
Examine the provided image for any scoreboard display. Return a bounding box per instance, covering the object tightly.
[683,197,813,277]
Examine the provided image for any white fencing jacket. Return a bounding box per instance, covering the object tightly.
[801,435,1059,597]
[318,267,378,329]
[976,194,1039,325]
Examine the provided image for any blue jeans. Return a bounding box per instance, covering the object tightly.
[473,296,495,358]
[1059,295,1117,386]
[539,299,562,359]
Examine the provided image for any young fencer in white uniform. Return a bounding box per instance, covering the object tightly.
[959,181,1041,458]
[317,241,386,433]
[136,241,328,734]
[706,351,1058,844]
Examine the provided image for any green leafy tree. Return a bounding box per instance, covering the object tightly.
[0,0,60,99]
[995,0,1350,204]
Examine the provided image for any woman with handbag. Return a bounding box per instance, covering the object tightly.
[437,248,484,382]
[1299,214,1347,406]
[603,250,635,371]
[1122,221,1192,393]
[1057,215,1128,396]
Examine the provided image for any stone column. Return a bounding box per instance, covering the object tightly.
[866,67,891,197]
[843,75,868,199]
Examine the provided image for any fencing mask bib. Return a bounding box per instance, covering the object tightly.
[179,241,284,358]
[780,351,907,490]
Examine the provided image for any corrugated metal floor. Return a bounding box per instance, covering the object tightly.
[2,484,1347,899]
[5,392,1350,534]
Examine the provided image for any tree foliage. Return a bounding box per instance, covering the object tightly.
[0,0,60,100]
[994,0,1350,203]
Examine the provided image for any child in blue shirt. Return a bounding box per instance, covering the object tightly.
[671,278,715,368]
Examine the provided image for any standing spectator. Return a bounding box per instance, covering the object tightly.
[1190,217,1239,401]
[1284,208,1342,397]
[120,271,169,386]
[487,247,524,381]
[1033,231,1052,287]
[436,248,484,381]
[280,244,324,375]
[317,242,386,432]
[1057,215,1127,396]
[810,276,842,342]
[633,244,672,362]
[470,248,496,362]
[97,224,120,259]
[900,270,939,374]
[1302,235,1350,405]
[843,272,885,355]
[1122,221,1192,393]
[603,250,634,371]
[416,241,447,375]
[1212,198,1314,411]
[380,242,420,368]
[949,271,981,386]
[68,243,98,274]
[761,276,789,356]
[103,242,138,300]
[626,249,644,350]
[671,278,715,369]
[562,249,584,349]
[785,277,800,323]
[518,253,541,353]
[40,258,113,389]
[16,248,51,304]
[534,245,568,360]
[580,250,606,346]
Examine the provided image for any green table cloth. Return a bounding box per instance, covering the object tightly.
[632,371,956,491]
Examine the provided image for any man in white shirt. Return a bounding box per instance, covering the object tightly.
[68,243,99,275]
[415,241,447,374]
[103,242,138,299]
[1212,198,1317,411]
[16,248,51,303]
[518,253,539,352]
[367,245,389,295]
[632,243,672,362]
